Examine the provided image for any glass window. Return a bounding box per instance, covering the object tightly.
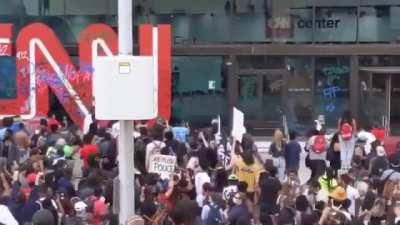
[314,57,350,127]
[358,71,387,128]
[0,57,16,99]
[238,75,258,120]
[171,57,228,127]
[314,7,357,42]
[261,74,283,121]
[290,8,313,43]
[237,56,285,69]
[150,0,267,43]
[359,56,400,67]
[359,6,400,43]
[286,57,313,134]
[151,0,227,14]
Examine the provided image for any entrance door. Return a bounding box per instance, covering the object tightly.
[238,72,285,135]
[391,75,400,135]
[359,72,400,135]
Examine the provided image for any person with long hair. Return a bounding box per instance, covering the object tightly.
[338,110,357,170]
[327,133,341,177]
[270,129,286,181]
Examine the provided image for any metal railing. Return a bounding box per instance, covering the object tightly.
[282,114,289,137]
[382,115,390,136]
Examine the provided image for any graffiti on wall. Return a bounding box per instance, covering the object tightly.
[319,64,349,113]
[0,23,172,131]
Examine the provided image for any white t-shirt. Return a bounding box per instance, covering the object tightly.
[357,130,376,154]
[145,140,166,171]
[222,185,238,201]
[346,185,360,217]
[0,205,18,225]
[195,171,211,207]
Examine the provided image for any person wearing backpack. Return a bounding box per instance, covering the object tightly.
[227,193,251,225]
[145,125,166,171]
[201,193,224,225]
[307,129,328,182]
[369,146,389,178]
[338,111,357,170]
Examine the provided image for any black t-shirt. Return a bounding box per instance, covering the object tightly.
[370,156,389,177]
[165,139,187,165]
[140,200,157,218]
[259,177,281,204]
[362,190,376,211]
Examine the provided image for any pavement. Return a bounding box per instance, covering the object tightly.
[255,140,311,185]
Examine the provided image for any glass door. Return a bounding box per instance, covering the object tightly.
[390,75,400,135]
[359,72,390,132]
[261,74,284,122]
[238,72,284,135]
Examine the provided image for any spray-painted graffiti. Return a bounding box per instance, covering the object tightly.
[0,23,172,131]
[319,64,349,113]
[321,66,349,77]
[323,86,340,99]
[322,86,341,112]
[0,45,8,56]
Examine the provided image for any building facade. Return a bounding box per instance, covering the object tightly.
[1,0,400,135]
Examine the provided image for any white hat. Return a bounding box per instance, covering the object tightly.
[315,120,322,131]
[56,138,66,146]
[376,146,386,157]
[74,201,87,212]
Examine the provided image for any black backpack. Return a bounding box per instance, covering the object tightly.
[206,204,223,225]
[370,156,388,177]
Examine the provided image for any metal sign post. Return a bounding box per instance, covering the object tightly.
[118,0,135,224]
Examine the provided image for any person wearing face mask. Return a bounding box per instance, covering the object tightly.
[227,193,251,225]
[0,129,19,169]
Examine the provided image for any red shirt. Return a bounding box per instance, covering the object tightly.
[158,193,173,211]
[92,198,108,225]
[371,128,385,142]
[80,144,98,168]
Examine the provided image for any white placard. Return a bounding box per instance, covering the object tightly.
[208,80,216,90]
[148,154,177,175]
[231,107,246,142]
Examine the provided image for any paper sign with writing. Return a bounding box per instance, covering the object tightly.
[231,107,246,142]
[149,154,177,175]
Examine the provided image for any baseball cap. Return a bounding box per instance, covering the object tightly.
[376,146,386,157]
[56,138,66,147]
[63,145,74,158]
[329,186,347,202]
[27,173,37,185]
[228,174,238,181]
[74,201,87,212]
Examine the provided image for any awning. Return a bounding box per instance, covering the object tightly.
[359,66,400,74]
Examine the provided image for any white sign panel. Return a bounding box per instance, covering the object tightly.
[93,56,158,120]
[231,107,246,142]
[208,80,216,90]
[149,154,177,175]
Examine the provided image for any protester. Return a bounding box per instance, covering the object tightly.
[270,129,286,181]
[0,110,398,225]
[307,128,328,182]
[338,110,357,170]
[285,131,302,173]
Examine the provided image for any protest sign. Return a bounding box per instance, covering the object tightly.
[231,107,246,142]
[149,154,177,175]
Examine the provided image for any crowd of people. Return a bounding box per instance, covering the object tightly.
[0,111,400,225]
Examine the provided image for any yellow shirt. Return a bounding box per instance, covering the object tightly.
[234,158,262,193]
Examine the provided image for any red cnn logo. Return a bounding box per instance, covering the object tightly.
[0,23,171,130]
